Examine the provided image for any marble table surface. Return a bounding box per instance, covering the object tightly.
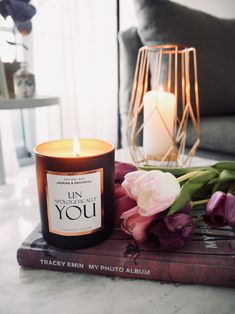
[0,152,235,314]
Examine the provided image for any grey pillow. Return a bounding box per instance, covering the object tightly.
[119,27,143,146]
[134,0,235,116]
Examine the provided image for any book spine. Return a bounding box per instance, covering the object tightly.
[17,247,235,287]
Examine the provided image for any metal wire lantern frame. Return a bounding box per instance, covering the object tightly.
[127,45,200,167]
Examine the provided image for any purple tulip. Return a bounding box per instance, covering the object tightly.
[224,193,235,227]
[204,191,235,227]
[114,162,137,227]
[114,183,137,227]
[148,211,194,250]
[115,161,137,183]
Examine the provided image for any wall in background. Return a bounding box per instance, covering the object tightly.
[175,0,235,18]
[120,0,137,30]
[120,0,235,30]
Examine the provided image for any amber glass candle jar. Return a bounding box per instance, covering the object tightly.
[34,138,115,249]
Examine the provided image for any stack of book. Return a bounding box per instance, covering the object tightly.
[17,224,235,287]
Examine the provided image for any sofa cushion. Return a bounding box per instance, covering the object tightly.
[134,0,235,116]
[187,116,235,155]
[119,27,143,146]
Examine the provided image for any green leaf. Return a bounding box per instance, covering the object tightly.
[212,181,235,194]
[168,169,218,216]
[208,169,235,185]
[212,161,235,171]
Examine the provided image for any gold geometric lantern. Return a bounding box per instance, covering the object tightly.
[127,45,200,167]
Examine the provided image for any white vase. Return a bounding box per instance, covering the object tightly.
[13,62,35,98]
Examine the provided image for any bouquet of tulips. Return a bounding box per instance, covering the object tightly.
[114,161,235,250]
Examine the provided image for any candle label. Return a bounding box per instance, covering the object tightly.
[46,169,104,236]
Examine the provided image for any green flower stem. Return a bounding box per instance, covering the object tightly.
[168,169,217,216]
[192,199,209,206]
[177,171,202,183]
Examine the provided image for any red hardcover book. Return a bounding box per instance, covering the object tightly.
[17,224,235,287]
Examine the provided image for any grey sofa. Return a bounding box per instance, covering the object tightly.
[119,0,235,160]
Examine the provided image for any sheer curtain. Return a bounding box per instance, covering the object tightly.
[0,16,21,180]
[30,0,118,146]
[0,112,19,179]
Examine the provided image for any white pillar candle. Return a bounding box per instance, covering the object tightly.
[143,86,176,159]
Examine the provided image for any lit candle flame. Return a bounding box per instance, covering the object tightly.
[73,135,81,157]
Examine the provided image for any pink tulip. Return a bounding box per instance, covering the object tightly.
[122,170,180,216]
[120,206,155,243]
[122,170,146,199]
